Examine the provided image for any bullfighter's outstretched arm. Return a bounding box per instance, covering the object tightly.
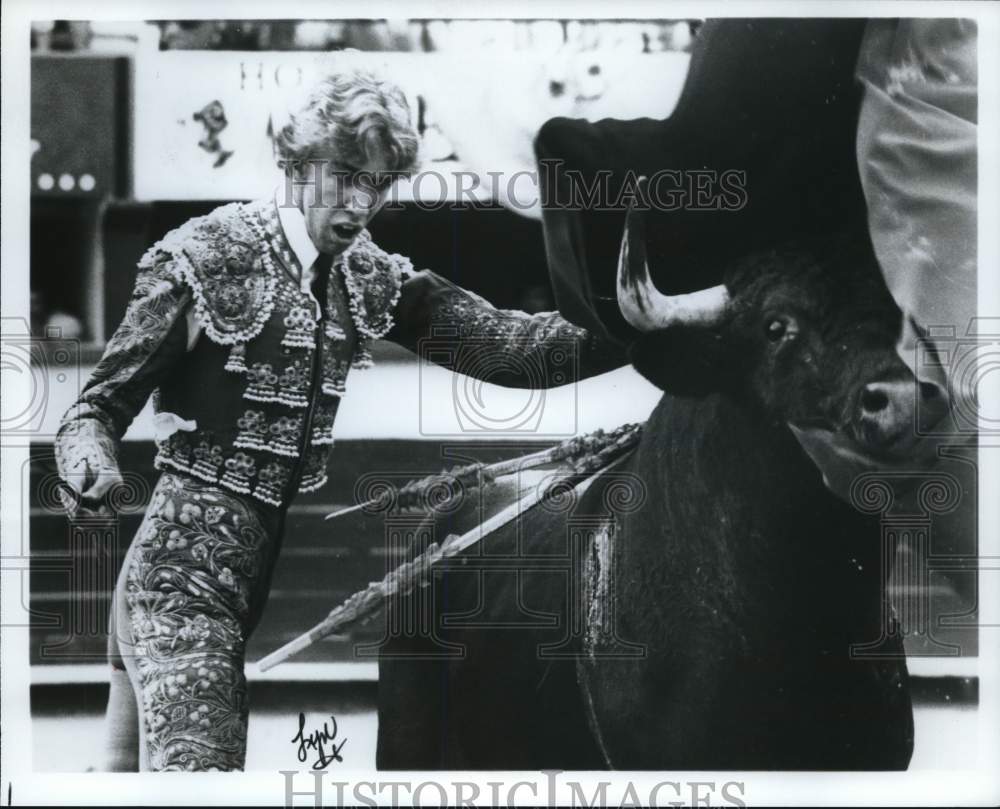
[55,251,192,509]
[387,268,627,388]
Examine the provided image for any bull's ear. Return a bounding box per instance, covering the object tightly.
[628,326,733,396]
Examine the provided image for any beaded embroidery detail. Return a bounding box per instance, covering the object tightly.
[147,200,411,508]
[281,305,316,349]
[220,451,256,494]
[190,440,226,483]
[298,449,329,493]
[274,360,310,408]
[266,415,304,457]
[244,362,279,404]
[309,400,339,447]
[337,231,408,369]
[255,461,291,507]
[321,353,350,398]
[233,410,268,452]
[233,411,304,458]
[223,344,248,373]
[137,203,278,346]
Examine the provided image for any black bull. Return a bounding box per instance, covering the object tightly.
[376,252,916,771]
[377,20,918,769]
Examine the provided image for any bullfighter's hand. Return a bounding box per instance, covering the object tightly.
[59,458,125,519]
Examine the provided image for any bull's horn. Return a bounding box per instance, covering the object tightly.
[616,179,729,332]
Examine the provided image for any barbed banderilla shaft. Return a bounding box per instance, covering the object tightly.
[323,422,644,522]
[255,432,641,672]
[322,446,553,521]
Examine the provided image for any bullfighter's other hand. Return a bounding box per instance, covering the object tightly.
[59,457,125,519]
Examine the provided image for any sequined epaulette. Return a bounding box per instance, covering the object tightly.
[338,230,409,367]
[137,202,277,346]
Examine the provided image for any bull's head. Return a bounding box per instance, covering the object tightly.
[618,185,948,458]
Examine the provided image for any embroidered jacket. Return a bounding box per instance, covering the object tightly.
[55,198,625,510]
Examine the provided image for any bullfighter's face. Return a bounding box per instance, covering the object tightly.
[295,153,395,255]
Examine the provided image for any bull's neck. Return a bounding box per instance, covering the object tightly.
[621,391,886,638]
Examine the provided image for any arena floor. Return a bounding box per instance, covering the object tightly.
[29,699,981,773]
[31,661,980,772]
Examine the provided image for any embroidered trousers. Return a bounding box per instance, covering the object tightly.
[108,472,283,771]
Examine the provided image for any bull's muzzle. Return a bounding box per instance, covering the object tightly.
[852,376,949,453]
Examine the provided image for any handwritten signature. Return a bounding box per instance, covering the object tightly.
[291,712,348,770]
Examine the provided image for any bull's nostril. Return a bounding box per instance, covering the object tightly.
[861,387,890,414]
[919,381,943,402]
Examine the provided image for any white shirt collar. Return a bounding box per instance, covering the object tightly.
[274,188,319,281]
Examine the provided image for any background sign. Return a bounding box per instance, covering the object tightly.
[134,48,689,205]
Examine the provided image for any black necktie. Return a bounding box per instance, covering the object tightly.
[310,252,334,316]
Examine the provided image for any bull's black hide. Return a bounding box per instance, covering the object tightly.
[376,391,913,770]
[576,394,913,770]
[375,237,918,768]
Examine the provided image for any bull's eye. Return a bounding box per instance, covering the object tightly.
[765,318,787,342]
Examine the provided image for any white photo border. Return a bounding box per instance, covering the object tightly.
[3,0,999,805]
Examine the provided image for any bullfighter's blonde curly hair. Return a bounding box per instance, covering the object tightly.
[275,65,420,177]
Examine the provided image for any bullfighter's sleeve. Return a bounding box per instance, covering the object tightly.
[54,252,192,486]
[386,268,627,388]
